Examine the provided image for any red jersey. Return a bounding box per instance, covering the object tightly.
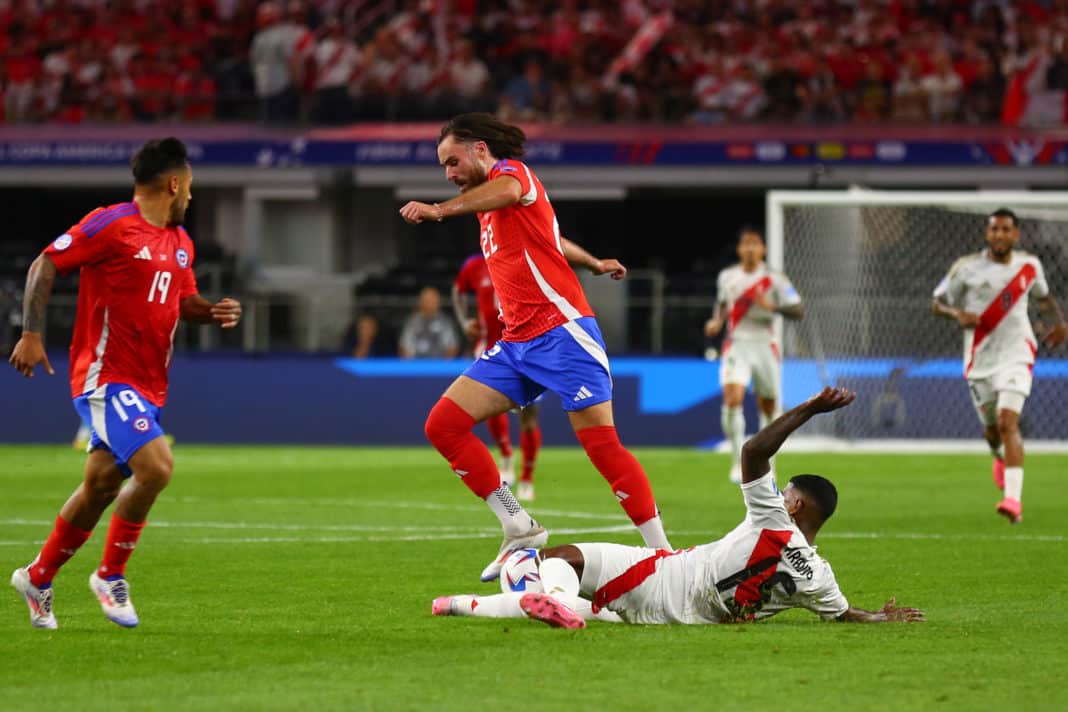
[454,253,503,351]
[477,159,594,341]
[44,201,198,407]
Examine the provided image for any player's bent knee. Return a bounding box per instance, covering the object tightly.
[996,411,1020,436]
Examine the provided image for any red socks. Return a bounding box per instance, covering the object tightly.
[97,514,146,579]
[425,397,502,499]
[28,516,92,587]
[575,426,658,526]
[486,413,513,457]
[520,426,541,483]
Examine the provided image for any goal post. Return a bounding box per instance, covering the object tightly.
[766,189,1068,445]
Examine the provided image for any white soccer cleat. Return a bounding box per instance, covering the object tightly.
[89,572,139,628]
[516,481,536,502]
[499,455,516,488]
[480,522,549,582]
[728,463,743,484]
[11,567,57,629]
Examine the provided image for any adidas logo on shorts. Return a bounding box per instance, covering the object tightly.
[573,386,593,402]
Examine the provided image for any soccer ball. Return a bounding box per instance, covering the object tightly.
[499,548,543,594]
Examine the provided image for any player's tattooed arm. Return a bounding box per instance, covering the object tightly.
[560,237,626,280]
[1035,294,1067,347]
[179,295,242,328]
[9,254,57,377]
[740,387,856,483]
[837,597,925,623]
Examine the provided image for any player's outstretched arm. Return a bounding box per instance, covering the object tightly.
[399,176,522,224]
[837,597,925,623]
[9,254,57,377]
[179,295,242,328]
[560,237,626,280]
[1036,294,1067,347]
[739,387,856,483]
[931,297,979,328]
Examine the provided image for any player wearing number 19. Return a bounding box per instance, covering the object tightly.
[7,137,242,629]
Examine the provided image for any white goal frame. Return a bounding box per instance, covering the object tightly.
[765,189,1068,453]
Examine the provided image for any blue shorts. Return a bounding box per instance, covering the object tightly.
[464,316,612,412]
[73,383,165,478]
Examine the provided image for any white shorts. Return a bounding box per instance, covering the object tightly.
[967,365,1031,425]
[720,339,780,400]
[574,543,701,625]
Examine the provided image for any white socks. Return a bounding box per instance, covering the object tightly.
[485,485,532,536]
[637,516,671,550]
[1004,466,1023,501]
[721,406,745,465]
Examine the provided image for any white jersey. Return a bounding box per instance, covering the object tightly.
[716,263,801,342]
[933,250,1049,379]
[607,473,849,624]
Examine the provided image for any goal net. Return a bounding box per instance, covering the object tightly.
[767,190,1068,443]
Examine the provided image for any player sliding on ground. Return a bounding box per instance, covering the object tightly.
[932,208,1066,524]
[433,387,925,628]
[401,113,671,581]
[8,138,242,629]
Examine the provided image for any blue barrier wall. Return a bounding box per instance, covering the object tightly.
[2,354,1066,445]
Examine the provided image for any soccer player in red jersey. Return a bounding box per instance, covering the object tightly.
[401,113,671,581]
[8,138,242,629]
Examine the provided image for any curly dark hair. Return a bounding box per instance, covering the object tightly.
[438,113,526,160]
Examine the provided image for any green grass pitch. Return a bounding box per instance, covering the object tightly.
[1,445,1065,710]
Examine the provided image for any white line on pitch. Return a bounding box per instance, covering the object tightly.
[667,530,1068,543]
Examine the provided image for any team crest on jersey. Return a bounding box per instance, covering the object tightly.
[176,248,189,268]
[52,234,73,251]
[133,417,151,433]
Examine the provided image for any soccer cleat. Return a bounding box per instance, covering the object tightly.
[432,596,455,616]
[89,571,139,628]
[10,567,57,629]
[517,481,536,502]
[519,592,586,629]
[499,455,516,488]
[480,522,548,582]
[728,463,742,485]
[992,458,1005,491]
[996,497,1022,524]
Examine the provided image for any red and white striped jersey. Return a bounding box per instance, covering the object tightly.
[477,159,594,342]
[44,202,198,407]
[715,263,801,341]
[934,249,1049,379]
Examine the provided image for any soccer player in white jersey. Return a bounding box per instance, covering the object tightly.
[433,387,925,628]
[933,208,1066,524]
[706,228,803,484]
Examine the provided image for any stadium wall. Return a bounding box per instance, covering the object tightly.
[4,355,1066,446]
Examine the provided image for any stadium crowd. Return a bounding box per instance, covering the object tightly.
[2,0,1068,126]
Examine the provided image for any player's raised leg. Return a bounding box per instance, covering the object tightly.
[11,448,123,629]
[424,375,545,581]
[517,404,540,501]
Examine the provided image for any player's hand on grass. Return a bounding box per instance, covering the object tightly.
[956,311,980,329]
[9,332,54,378]
[805,386,856,413]
[399,201,443,225]
[210,298,242,329]
[592,258,627,280]
[879,596,925,622]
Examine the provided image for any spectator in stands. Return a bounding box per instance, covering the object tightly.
[398,286,460,360]
[853,61,891,121]
[312,18,359,124]
[250,1,309,123]
[449,40,492,112]
[922,51,964,122]
[763,54,803,120]
[501,57,551,121]
[342,313,386,358]
[892,56,929,122]
[961,55,1004,123]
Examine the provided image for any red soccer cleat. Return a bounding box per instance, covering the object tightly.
[996,497,1022,524]
[992,458,1005,491]
[519,593,586,629]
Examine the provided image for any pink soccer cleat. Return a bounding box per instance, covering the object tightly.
[519,593,586,629]
[992,458,1005,491]
[996,497,1022,524]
